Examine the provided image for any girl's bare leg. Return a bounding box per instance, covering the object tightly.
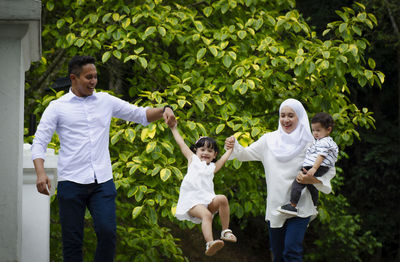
[208,195,230,230]
[189,205,214,242]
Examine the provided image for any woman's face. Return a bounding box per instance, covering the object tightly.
[280,106,299,134]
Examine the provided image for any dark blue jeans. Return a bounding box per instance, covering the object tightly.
[268,216,310,262]
[57,179,117,262]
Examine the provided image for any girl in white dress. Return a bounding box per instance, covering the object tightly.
[170,122,237,256]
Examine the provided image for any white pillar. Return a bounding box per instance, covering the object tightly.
[22,144,57,262]
[0,1,41,261]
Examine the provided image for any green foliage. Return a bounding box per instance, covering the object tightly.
[26,0,385,260]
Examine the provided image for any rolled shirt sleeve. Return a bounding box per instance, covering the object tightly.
[31,101,58,161]
[109,94,150,126]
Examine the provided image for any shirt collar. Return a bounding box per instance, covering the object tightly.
[66,88,97,101]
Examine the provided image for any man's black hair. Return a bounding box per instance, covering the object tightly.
[189,137,219,163]
[311,112,335,130]
[68,55,96,76]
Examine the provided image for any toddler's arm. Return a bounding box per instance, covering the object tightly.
[170,124,193,161]
[305,155,325,176]
[214,147,233,173]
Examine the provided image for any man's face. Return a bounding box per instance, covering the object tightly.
[70,63,98,97]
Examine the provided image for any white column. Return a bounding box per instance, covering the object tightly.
[22,144,57,262]
[0,24,28,261]
[0,1,41,260]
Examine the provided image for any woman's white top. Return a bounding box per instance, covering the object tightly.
[175,154,216,224]
[230,133,336,228]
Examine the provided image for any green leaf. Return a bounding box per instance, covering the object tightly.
[195,100,205,111]
[339,23,348,33]
[251,127,261,137]
[113,50,121,59]
[364,70,373,80]
[223,55,232,68]
[307,61,315,73]
[295,56,304,65]
[160,168,171,181]
[161,63,170,73]
[66,33,76,45]
[144,26,156,37]
[228,51,237,60]
[102,51,111,63]
[197,48,206,60]
[216,124,225,134]
[46,1,54,11]
[368,58,376,69]
[132,206,143,219]
[338,55,348,63]
[161,142,174,154]
[236,67,245,77]
[75,38,85,47]
[122,18,131,29]
[102,13,112,23]
[194,21,204,32]
[352,25,362,36]
[203,7,213,17]
[322,51,330,59]
[56,19,65,29]
[138,57,147,68]
[158,26,166,36]
[322,29,331,36]
[187,121,196,130]
[349,44,358,56]
[209,46,218,57]
[376,72,385,83]
[125,128,135,143]
[237,30,247,39]
[146,141,156,153]
[151,166,162,176]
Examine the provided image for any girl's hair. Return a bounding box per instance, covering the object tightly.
[189,137,219,162]
[311,112,335,130]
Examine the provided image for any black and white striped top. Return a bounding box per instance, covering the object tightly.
[303,136,338,167]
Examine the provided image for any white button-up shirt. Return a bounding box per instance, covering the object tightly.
[31,90,149,184]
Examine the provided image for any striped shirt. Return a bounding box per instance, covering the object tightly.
[303,136,338,168]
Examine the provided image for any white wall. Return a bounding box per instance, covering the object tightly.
[0,1,41,261]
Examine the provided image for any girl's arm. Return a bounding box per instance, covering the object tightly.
[214,148,233,173]
[170,124,193,161]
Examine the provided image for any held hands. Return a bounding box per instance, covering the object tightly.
[36,172,51,195]
[225,136,235,150]
[163,107,176,128]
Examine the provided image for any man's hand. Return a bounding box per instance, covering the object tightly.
[36,172,51,195]
[163,107,176,128]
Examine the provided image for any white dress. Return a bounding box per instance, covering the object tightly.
[175,154,216,224]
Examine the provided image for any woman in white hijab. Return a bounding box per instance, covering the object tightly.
[225,98,336,262]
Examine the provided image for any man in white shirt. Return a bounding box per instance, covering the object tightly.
[31,55,176,262]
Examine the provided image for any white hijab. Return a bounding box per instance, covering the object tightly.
[266,99,314,162]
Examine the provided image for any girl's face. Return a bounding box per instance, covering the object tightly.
[280,106,299,134]
[196,144,217,164]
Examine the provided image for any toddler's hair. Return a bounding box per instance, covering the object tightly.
[311,112,335,130]
[189,137,219,162]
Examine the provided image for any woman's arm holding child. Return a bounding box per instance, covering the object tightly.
[170,124,193,161]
